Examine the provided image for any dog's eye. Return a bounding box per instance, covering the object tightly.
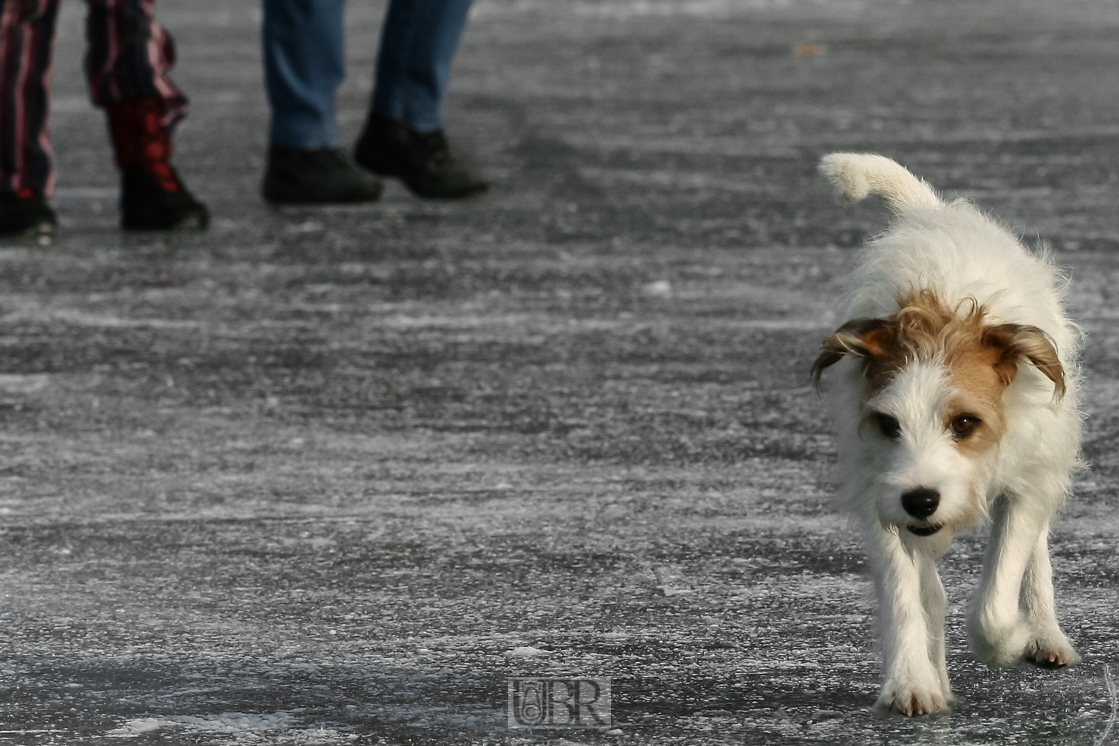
[950,415,980,438]
[875,413,902,440]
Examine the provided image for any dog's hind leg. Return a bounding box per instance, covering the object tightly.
[969,494,1051,667]
[1021,526,1081,669]
[866,524,950,716]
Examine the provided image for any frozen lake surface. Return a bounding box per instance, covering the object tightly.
[2,0,1118,743]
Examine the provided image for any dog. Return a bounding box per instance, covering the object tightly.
[811,153,1083,716]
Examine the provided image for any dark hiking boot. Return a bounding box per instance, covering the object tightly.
[120,166,209,231]
[262,147,383,204]
[0,189,57,237]
[108,97,209,231]
[354,113,488,199]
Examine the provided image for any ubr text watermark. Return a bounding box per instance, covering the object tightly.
[507,678,611,729]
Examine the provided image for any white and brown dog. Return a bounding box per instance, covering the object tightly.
[812,153,1083,716]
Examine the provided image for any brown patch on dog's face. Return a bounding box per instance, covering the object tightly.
[815,290,967,394]
[816,291,1066,463]
[814,289,1065,403]
[943,319,1065,456]
[942,350,1007,458]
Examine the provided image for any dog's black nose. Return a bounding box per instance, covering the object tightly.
[901,488,940,519]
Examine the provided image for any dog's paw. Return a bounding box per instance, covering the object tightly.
[1024,633,1081,669]
[875,678,950,717]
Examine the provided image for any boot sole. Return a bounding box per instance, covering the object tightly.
[122,208,210,232]
[374,172,489,200]
[354,149,487,200]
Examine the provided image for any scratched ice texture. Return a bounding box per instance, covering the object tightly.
[0,0,1117,744]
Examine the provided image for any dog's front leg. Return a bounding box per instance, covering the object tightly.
[1021,526,1081,668]
[866,524,949,716]
[917,549,953,699]
[969,493,1048,667]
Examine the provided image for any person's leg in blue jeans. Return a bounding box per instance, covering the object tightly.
[354,0,487,199]
[262,0,344,149]
[370,0,474,132]
[260,0,381,204]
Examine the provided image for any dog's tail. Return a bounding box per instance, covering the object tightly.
[819,153,941,215]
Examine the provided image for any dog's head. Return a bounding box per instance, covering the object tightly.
[812,290,1064,536]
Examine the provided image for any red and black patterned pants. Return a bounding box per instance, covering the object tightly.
[0,0,187,196]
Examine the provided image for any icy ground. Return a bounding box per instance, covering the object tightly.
[1,0,1118,744]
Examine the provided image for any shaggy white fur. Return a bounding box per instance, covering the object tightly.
[814,153,1083,716]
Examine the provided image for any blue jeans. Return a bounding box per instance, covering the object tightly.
[262,0,474,150]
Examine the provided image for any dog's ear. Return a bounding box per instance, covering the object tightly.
[811,318,895,389]
[981,323,1065,400]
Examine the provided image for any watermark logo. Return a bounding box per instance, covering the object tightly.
[507,678,611,729]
